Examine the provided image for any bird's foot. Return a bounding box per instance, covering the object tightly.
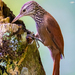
[26,33,43,48]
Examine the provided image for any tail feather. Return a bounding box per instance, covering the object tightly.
[60,54,63,59]
[53,53,60,75]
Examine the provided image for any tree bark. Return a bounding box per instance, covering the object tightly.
[0,0,46,75]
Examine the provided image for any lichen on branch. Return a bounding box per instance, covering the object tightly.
[0,0,46,75]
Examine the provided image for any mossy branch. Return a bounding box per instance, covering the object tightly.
[0,0,46,75]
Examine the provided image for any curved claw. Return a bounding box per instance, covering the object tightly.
[26,34,43,48]
[26,34,43,43]
[36,40,40,48]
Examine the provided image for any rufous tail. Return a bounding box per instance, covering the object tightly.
[52,53,60,75]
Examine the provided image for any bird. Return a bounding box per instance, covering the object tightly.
[12,1,64,75]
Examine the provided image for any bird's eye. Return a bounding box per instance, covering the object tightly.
[23,9,26,12]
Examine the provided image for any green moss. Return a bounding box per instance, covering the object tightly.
[3,32,11,40]
[0,2,45,74]
[0,69,2,75]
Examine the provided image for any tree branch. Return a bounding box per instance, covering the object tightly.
[0,1,46,75]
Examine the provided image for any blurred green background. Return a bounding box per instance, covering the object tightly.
[3,0,75,75]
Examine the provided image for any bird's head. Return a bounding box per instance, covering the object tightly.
[12,1,40,23]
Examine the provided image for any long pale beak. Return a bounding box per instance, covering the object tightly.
[12,14,23,23]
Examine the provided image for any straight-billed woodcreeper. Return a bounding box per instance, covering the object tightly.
[12,1,64,75]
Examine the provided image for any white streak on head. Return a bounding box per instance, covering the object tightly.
[21,1,35,10]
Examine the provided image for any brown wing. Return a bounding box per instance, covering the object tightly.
[45,14,64,56]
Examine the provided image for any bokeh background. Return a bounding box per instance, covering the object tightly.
[3,0,75,75]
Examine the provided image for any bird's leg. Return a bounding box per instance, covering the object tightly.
[35,32,40,38]
[35,32,43,48]
[53,53,60,75]
[26,33,43,48]
[27,33,43,43]
[35,32,43,43]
